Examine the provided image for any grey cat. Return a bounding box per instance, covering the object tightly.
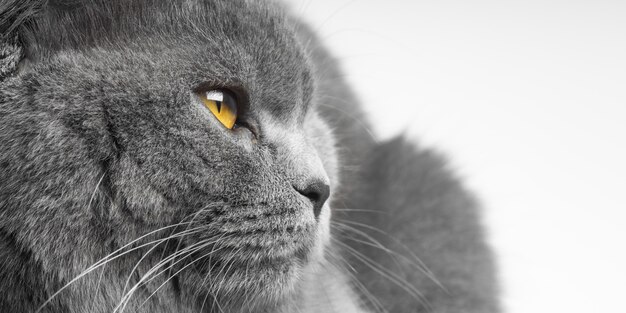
[0,0,499,312]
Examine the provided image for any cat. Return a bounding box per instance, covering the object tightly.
[0,0,499,312]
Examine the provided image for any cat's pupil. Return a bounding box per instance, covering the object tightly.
[215,101,222,112]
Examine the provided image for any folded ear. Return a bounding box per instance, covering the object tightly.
[0,0,45,80]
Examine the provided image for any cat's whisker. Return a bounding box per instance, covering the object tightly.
[299,0,361,54]
[89,261,107,312]
[293,0,314,18]
[92,227,201,274]
[115,238,218,313]
[86,173,106,213]
[313,256,345,313]
[331,220,443,289]
[348,272,388,313]
[35,222,200,313]
[213,296,226,313]
[51,213,204,313]
[121,233,232,311]
[166,204,220,275]
[332,218,445,291]
[333,208,389,215]
[331,238,432,311]
[332,218,394,238]
[198,233,230,313]
[151,204,215,292]
[118,205,217,298]
[332,223,406,268]
[139,236,232,308]
[198,285,214,313]
[120,226,206,298]
[317,101,378,144]
[332,225,438,308]
[336,229,422,276]
[89,221,195,270]
[200,244,244,313]
[334,250,429,312]
[325,249,387,313]
[240,254,253,311]
[213,245,246,309]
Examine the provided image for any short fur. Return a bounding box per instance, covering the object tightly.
[0,0,499,312]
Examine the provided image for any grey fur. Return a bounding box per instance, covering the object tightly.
[0,0,499,312]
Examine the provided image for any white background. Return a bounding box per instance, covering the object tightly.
[282,1,626,312]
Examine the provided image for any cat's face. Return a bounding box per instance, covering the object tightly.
[3,0,338,309]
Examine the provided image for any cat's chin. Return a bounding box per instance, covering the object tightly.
[170,200,328,309]
[178,245,315,310]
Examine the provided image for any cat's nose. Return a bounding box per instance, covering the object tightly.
[294,180,330,219]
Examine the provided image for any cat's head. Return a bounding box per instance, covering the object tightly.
[0,0,338,309]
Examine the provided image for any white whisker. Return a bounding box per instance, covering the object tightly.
[114,234,224,313]
[139,236,232,308]
[332,238,432,310]
[35,220,199,313]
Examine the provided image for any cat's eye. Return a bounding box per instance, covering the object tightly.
[199,90,238,129]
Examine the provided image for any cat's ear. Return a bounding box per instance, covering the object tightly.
[0,0,46,80]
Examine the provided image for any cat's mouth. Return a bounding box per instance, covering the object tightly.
[185,201,319,262]
[189,243,310,276]
[171,223,317,305]
[190,224,317,269]
[164,199,324,303]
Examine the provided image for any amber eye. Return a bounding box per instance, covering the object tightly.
[199,90,238,129]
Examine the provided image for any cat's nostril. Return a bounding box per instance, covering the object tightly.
[294,180,330,219]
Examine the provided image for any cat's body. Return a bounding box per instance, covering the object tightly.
[0,1,498,312]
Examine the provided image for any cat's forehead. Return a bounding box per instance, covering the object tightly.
[26,0,314,119]
[32,0,292,50]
